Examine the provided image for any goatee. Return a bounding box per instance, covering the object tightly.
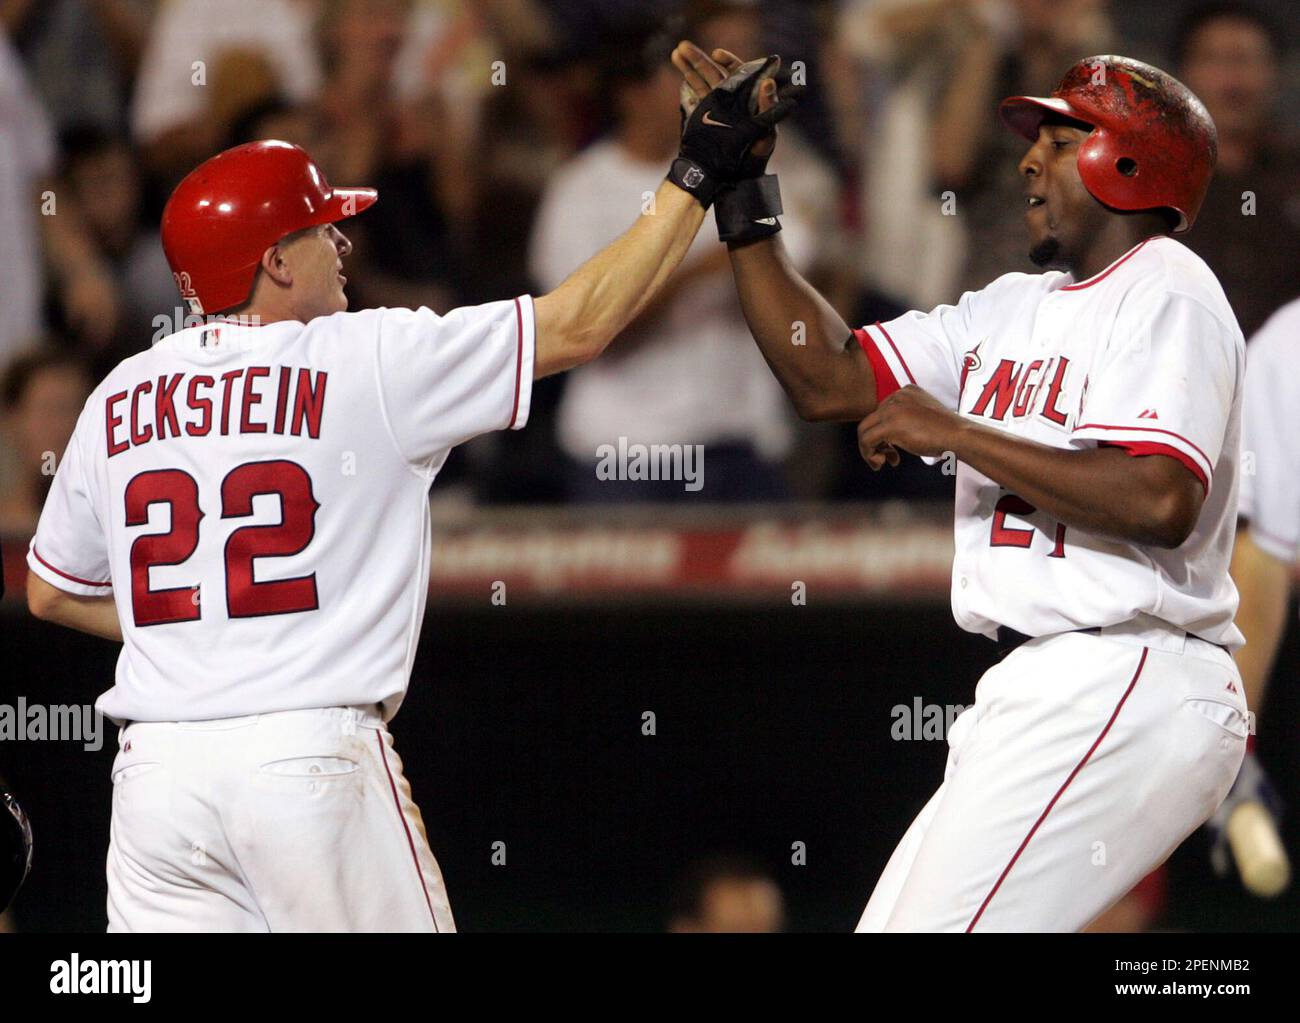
[1029,237,1068,270]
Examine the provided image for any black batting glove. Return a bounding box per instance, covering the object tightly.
[667,55,798,208]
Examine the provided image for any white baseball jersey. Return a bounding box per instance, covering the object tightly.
[1239,296,1300,565]
[855,236,1245,647]
[28,299,535,723]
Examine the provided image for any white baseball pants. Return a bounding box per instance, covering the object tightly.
[106,706,455,932]
[857,626,1248,932]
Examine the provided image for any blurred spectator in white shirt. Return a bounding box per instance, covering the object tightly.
[835,0,976,310]
[529,25,834,502]
[0,29,54,367]
[130,0,323,181]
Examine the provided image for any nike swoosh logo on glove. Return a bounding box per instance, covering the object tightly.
[701,111,732,128]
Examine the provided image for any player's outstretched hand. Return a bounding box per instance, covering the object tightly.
[856,385,962,470]
[672,41,791,171]
[665,41,800,207]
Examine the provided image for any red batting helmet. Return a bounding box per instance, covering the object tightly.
[999,55,1217,233]
[161,140,378,315]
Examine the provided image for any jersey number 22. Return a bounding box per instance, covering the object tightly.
[124,459,320,626]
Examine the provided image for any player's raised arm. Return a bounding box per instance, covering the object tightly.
[532,52,794,378]
[532,181,704,377]
[673,42,876,423]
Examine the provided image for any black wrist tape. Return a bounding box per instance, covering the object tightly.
[714,174,783,246]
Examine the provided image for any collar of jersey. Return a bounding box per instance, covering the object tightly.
[1059,236,1165,293]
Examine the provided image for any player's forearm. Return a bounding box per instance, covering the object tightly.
[728,237,874,421]
[1230,528,1291,711]
[609,245,734,360]
[27,575,123,642]
[532,182,705,377]
[949,420,1202,549]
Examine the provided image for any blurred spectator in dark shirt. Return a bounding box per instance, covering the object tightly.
[1,0,150,136]
[667,855,786,933]
[42,126,174,369]
[1175,2,1300,339]
[940,0,1116,297]
[227,97,325,155]
[316,0,465,314]
[0,349,91,536]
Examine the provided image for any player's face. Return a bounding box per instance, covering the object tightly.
[278,223,353,320]
[1018,122,1108,271]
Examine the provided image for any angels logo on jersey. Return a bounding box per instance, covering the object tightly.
[967,355,1073,428]
[959,341,984,397]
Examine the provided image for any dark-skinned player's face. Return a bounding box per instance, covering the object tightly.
[1018,121,1110,271]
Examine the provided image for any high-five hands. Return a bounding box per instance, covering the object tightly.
[665,40,799,214]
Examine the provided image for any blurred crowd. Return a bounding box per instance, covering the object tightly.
[2,0,1299,532]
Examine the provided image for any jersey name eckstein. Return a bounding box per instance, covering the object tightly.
[104,365,328,457]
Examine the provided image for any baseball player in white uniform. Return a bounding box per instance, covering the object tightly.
[1207,294,1300,885]
[675,44,1249,930]
[1233,295,1300,698]
[25,55,794,931]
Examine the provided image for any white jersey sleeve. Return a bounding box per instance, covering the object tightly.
[27,401,112,596]
[1072,293,1239,494]
[1239,302,1300,561]
[853,286,988,410]
[373,297,535,473]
